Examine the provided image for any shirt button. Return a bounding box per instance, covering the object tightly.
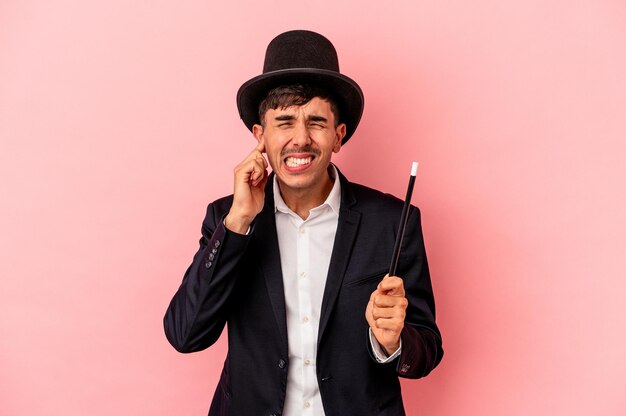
[304,401,311,408]
[299,271,306,278]
[304,359,311,366]
[299,228,305,235]
[302,316,309,323]
[278,359,285,369]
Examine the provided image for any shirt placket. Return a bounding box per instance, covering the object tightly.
[297,221,315,415]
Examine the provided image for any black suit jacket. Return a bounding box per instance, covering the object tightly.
[164,168,443,416]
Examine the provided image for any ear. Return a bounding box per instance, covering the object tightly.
[333,123,346,153]
[253,124,264,147]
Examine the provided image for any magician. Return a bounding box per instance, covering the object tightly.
[164,30,443,416]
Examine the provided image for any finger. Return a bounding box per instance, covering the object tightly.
[378,276,405,296]
[251,168,268,187]
[372,306,398,320]
[373,294,395,307]
[374,294,408,309]
[234,160,264,189]
[243,152,268,179]
[254,153,268,170]
[242,142,267,164]
[257,169,270,189]
[248,161,268,186]
[239,157,265,178]
[365,293,375,327]
[373,317,405,331]
[366,291,377,314]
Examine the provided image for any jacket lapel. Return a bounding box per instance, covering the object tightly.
[253,177,289,351]
[318,170,361,344]
[254,170,361,350]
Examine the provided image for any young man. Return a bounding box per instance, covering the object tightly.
[164,30,443,416]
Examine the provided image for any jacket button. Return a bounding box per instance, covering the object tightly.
[211,248,217,254]
[278,359,285,369]
[205,261,212,269]
[214,240,221,248]
[208,253,215,261]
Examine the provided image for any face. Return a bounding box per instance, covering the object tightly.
[253,97,346,196]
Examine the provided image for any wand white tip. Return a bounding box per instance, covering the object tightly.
[411,161,419,176]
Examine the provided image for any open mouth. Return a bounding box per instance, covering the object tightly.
[284,155,314,168]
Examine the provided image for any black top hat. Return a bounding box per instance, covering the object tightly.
[236,30,364,144]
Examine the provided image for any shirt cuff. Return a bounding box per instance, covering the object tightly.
[369,328,402,363]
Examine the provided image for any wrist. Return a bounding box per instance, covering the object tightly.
[383,341,400,356]
[224,212,252,234]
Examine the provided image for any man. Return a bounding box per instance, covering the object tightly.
[164,30,443,416]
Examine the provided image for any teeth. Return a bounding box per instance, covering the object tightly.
[285,156,312,167]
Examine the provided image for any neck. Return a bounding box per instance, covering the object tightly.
[278,172,334,220]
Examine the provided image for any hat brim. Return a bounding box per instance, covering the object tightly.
[236,68,364,144]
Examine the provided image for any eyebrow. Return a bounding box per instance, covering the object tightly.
[272,114,329,123]
[274,115,295,122]
[308,115,328,123]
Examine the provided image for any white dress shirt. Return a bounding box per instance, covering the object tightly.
[274,166,400,416]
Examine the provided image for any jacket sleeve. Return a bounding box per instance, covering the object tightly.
[163,200,251,353]
[393,206,444,378]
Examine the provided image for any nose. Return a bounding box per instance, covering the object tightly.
[291,120,311,147]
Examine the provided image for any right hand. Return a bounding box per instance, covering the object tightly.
[224,141,269,233]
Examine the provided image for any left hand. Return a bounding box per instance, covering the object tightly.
[365,274,408,355]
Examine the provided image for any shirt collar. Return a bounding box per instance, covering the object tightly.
[274,164,341,216]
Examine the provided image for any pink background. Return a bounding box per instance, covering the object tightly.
[2,1,625,414]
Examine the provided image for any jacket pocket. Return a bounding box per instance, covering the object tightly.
[343,269,387,288]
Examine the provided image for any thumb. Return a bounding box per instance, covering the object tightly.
[377,274,391,292]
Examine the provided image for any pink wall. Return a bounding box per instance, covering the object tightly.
[2,1,625,414]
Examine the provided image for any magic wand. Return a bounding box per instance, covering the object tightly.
[388,162,418,276]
